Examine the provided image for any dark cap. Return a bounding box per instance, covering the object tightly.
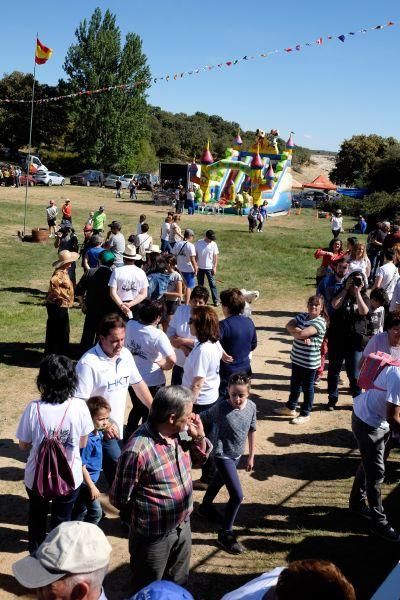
[205,229,216,241]
[59,221,72,231]
[108,221,121,230]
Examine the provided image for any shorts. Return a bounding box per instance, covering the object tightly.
[165,299,179,316]
[181,272,196,289]
[47,219,56,226]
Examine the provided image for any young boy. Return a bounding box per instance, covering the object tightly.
[368,288,388,337]
[72,396,111,524]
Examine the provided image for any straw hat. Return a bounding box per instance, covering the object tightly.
[52,249,79,268]
[122,244,142,261]
[145,244,161,254]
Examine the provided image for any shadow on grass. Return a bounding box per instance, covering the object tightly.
[0,439,27,463]
[0,342,44,368]
[0,286,46,296]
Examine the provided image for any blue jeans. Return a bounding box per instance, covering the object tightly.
[197,269,219,304]
[327,343,362,406]
[72,484,103,524]
[203,457,243,532]
[102,437,122,486]
[286,363,317,416]
[161,239,172,253]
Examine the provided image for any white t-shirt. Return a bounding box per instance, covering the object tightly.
[75,344,142,438]
[376,262,399,300]
[125,320,175,386]
[362,332,400,360]
[182,341,223,405]
[353,365,400,429]
[108,264,148,302]
[167,270,183,297]
[331,216,343,230]
[172,240,196,273]
[186,191,195,202]
[221,567,284,600]
[136,233,152,258]
[195,239,219,270]
[16,398,93,490]
[137,222,146,235]
[347,257,370,277]
[161,222,170,241]
[167,305,197,367]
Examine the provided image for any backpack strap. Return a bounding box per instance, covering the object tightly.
[36,398,73,440]
[54,398,73,437]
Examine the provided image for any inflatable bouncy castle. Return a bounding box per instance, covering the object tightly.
[191,129,294,215]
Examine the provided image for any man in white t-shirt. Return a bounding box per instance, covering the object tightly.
[75,314,153,486]
[172,229,197,304]
[371,248,399,301]
[195,229,220,306]
[109,244,148,319]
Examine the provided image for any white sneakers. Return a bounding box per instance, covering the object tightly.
[274,406,311,425]
[291,415,310,425]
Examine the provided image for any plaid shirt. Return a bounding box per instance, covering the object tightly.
[110,422,211,536]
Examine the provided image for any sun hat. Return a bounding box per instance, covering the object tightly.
[145,244,161,254]
[122,243,142,260]
[83,224,93,232]
[52,249,80,268]
[128,580,194,600]
[205,229,216,241]
[12,521,112,590]
[108,220,122,229]
[99,250,115,266]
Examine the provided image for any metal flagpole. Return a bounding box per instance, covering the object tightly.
[23,33,38,237]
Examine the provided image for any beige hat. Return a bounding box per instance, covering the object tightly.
[12,521,112,589]
[52,249,80,268]
[122,243,142,260]
[145,244,161,254]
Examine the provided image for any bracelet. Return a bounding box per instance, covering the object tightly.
[192,434,205,443]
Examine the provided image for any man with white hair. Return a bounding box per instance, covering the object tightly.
[12,521,111,600]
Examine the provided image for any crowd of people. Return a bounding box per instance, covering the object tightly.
[0,164,22,186]
[11,202,400,599]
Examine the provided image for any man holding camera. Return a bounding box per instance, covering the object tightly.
[327,270,370,410]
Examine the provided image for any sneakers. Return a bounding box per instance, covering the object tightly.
[197,503,222,522]
[370,523,400,543]
[291,415,310,425]
[193,479,209,491]
[314,377,321,387]
[217,531,245,554]
[274,406,298,417]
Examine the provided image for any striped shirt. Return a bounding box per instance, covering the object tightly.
[290,313,326,369]
[109,422,211,536]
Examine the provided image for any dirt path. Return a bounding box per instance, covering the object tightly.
[0,299,361,600]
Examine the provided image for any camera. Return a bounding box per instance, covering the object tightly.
[352,275,363,288]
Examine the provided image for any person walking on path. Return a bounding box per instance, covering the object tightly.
[110,385,211,593]
[195,229,220,307]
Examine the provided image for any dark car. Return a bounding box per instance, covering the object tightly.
[136,173,159,191]
[70,170,104,187]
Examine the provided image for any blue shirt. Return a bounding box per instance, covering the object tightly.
[86,246,104,269]
[80,430,103,483]
[317,274,344,317]
[219,315,257,377]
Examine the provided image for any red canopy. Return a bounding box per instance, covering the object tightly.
[302,175,337,191]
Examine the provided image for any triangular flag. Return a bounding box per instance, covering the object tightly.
[387,21,395,26]
[285,48,293,52]
[338,35,346,42]
[316,37,323,45]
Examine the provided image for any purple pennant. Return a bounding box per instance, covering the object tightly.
[338,35,346,42]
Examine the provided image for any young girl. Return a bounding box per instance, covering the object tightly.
[347,241,371,279]
[274,294,327,424]
[198,373,256,555]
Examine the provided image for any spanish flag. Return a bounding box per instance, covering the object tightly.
[35,38,53,65]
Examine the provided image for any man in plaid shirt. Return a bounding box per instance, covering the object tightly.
[110,385,212,592]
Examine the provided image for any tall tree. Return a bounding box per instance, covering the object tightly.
[63,7,150,171]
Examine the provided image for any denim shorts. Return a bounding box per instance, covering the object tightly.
[181,271,196,288]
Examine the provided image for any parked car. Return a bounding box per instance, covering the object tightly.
[33,171,65,186]
[70,170,104,186]
[136,173,159,191]
[19,174,36,186]
[104,174,130,189]
[122,173,137,182]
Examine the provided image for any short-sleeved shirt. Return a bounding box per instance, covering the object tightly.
[362,332,400,360]
[290,313,326,369]
[182,341,223,405]
[93,211,106,230]
[331,216,342,230]
[108,264,148,302]
[201,398,257,458]
[81,430,103,483]
[195,239,219,270]
[46,205,58,220]
[75,344,142,438]
[375,262,399,300]
[108,232,125,265]
[219,315,257,378]
[125,320,174,386]
[353,365,400,429]
[172,240,196,273]
[368,306,385,337]
[16,398,93,490]
[167,305,196,367]
[166,270,183,294]
[85,246,104,269]
[161,222,170,241]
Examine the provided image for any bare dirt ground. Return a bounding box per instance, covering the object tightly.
[295,153,336,184]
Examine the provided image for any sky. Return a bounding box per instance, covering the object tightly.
[1,0,399,151]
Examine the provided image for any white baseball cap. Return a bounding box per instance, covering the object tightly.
[12,521,112,589]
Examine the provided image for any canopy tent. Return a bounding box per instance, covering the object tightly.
[291,177,303,189]
[302,175,337,191]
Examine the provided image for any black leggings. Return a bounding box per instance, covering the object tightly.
[203,457,243,532]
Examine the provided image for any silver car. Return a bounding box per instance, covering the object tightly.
[104,174,130,189]
[33,171,65,186]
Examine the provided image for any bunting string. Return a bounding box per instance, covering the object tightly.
[0,18,397,105]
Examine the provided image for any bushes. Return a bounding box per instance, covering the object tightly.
[328,191,400,223]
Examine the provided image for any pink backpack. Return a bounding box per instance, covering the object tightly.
[32,399,75,500]
[358,351,400,391]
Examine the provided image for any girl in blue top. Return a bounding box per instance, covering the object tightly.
[198,373,256,555]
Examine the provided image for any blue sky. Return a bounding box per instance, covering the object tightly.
[1,0,399,151]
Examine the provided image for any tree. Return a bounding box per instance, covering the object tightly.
[330,134,398,187]
[368,145,400,194]
[63,7,150,170]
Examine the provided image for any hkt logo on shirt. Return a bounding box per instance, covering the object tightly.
[107,375,130,391]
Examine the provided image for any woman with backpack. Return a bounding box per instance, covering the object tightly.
[16,355,93,554]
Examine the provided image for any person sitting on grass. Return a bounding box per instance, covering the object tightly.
[274,294,327,424]
[198,372,256,555]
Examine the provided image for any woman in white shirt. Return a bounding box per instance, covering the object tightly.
[331,209,343,238]
[182,305,222,488]
[347,242,371,279]
[124,299,176,439]
[16,354,93,554]
[160,215,172,253]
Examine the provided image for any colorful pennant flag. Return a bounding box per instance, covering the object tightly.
[35,38,53,65]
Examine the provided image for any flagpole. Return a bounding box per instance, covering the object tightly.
[23,33,38,237]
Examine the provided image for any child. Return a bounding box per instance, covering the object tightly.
[248,205,259,233]
[198,373,256,555]
[72,396,111,524]
[136,214,147,236]
[274,294,327,424]
[368,288,388,337]
[163,255,183,329]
